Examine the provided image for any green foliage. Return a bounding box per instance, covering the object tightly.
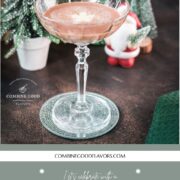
[130,0,158,38]
[1,0,60,58]
[128,25,151,46]
[93,39,105,46]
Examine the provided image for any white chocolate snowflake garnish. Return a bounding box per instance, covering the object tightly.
[71,12,95,24]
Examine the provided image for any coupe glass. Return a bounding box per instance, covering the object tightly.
[36,0,129,139]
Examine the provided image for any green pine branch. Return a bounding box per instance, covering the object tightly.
[130,0,158,38]
[128,25,151,46]
[1,0,60,58]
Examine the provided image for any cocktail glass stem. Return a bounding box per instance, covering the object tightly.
[72,45,90,112]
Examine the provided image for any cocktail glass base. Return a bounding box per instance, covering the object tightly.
[40,92,120,139]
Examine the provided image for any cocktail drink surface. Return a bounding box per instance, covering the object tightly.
[44,2,124,44]
[36,0,129,139]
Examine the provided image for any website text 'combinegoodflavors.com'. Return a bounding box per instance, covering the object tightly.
[54,152,126,160]
[0,151,180,161]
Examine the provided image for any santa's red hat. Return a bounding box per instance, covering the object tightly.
[128,11,142,28]
[118,3,142,28]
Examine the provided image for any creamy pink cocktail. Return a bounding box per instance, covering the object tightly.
[37,0,130,139]
[43,2,124,44]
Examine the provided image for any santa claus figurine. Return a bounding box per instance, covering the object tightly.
[105,8,151,68]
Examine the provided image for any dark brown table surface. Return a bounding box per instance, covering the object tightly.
[1,0,179,144]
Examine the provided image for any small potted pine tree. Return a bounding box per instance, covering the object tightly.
[1,0,60,71]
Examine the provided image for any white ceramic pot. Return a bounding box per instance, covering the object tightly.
[16,37,51,71]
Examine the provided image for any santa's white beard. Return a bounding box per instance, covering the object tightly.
[105,16,137,53]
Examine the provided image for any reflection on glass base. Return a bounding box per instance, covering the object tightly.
[40,92,120,139]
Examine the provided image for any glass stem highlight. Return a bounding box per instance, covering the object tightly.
[74,45,90,110]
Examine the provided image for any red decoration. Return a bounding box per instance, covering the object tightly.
[118,47,137,68]
[104,10,149,69]
[118,58,136,68]
[128,12,142,28]
[108,57,119,66]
